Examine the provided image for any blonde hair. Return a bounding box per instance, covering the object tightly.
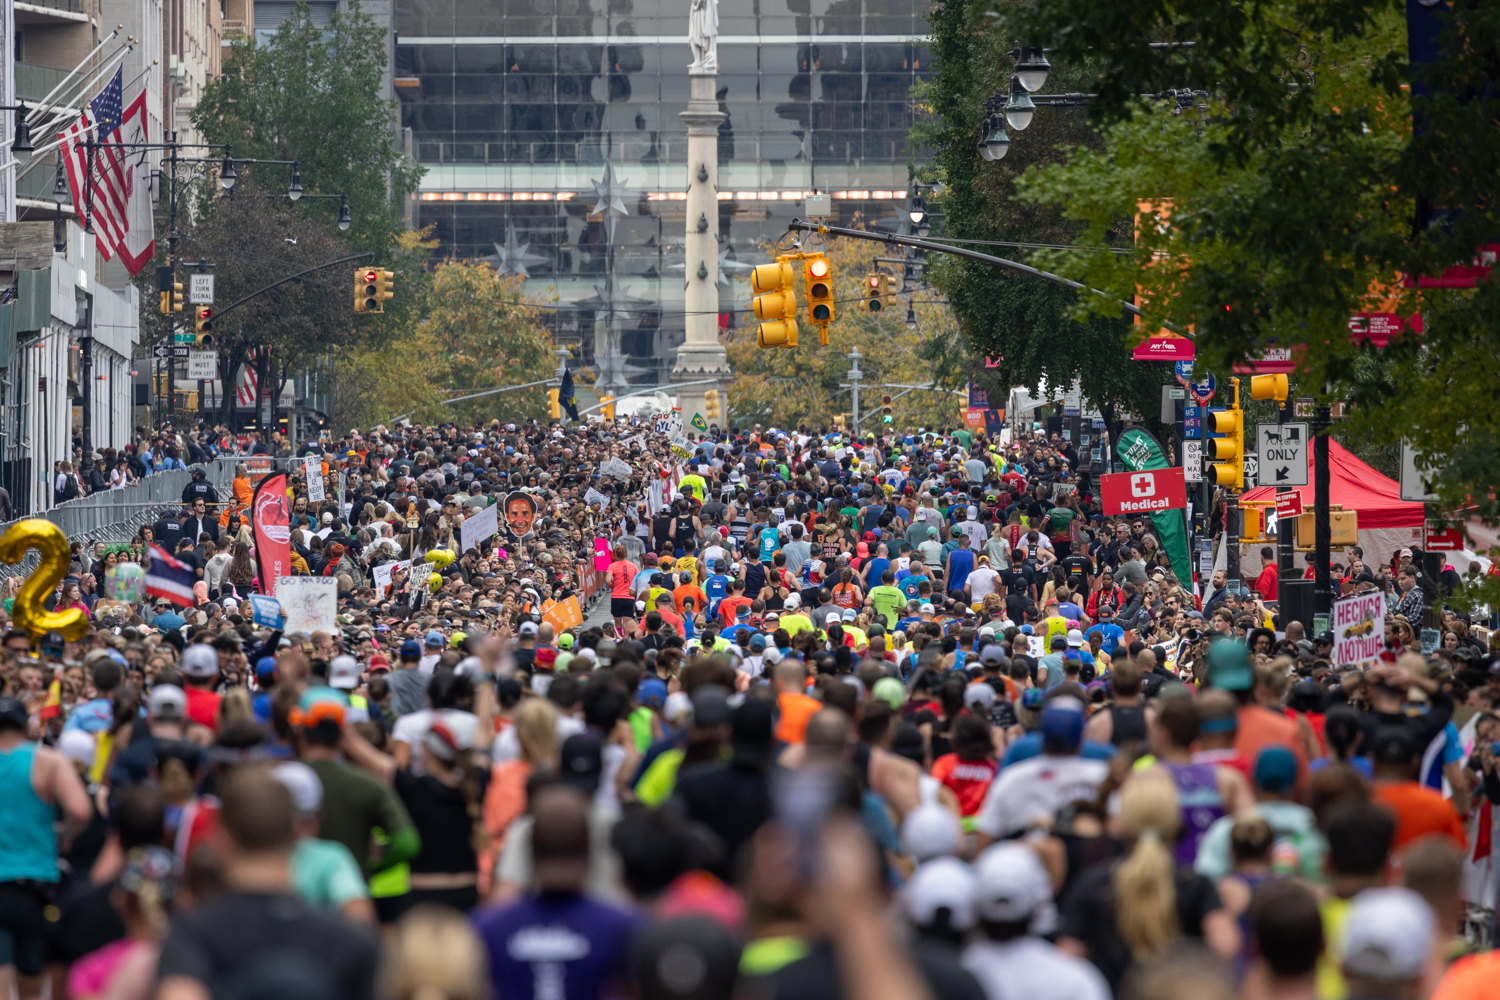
[515,697,559,766]
[218,688,255,728]
[1113,772,1183,961]
[380,905,489,1000]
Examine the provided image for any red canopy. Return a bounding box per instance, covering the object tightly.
[1241,438,1423,529]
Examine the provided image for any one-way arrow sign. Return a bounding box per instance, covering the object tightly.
[1257,422,1309,487]
[151,344,190,359]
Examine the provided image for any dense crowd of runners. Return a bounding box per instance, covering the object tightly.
[0,413,1496,1000]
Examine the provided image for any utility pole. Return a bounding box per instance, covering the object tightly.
[1276,397,1294,596]
[846,347,863,438]
[1314,403,1332,615]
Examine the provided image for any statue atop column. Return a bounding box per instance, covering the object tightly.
[688,0,718,74]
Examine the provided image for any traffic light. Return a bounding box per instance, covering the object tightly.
[355,269,393,313]
[193,307,213,347]
[1250,374,1289,404]
[159,281,183,315]
[1207,376,1244,491]
[704,389,720,420]
[803,254,834,344]
[882,394,893,424]
[752,258,798,348]
[547,388,562,420]
[866,272,887,312]
[599,395,615,421]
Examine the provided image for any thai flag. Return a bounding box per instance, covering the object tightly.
[145,544,196,607]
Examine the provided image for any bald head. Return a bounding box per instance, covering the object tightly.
[774,659,807,693]
[1136,647,1157,671]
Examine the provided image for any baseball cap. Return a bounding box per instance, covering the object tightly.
[425,629,443,647]
[1050,634,1069,650]
[963,682,996,713]
[1039,696,1086,749]
[979,643,1007,667]
[559,733,604,794]
[634,916,744,1000]
[1066,628,1084,648]
[902,857,977,932]
[180,644,219,679]
[58,729,97,766]
[518,621,539,636]
[558,633,574,650]
[273,761,324,816]
[1253,746,1298,794]
[872,676,906,710]
[1398,547,1413,558]
[841,608,856,621]
[254,656,278,678]
[1206,640,1253,691]
[400,639,423,660]
[1341,887,1434,981]
[919,603,936,614]
[638,679,669,709]
[974,842,1052,922]
[749,633,767,651]
[1370,726,1417,766]
[690,684,733,728]
[147,685,187,720]
[901,801,963,863]
[368,653,390,674]
[328,654,361,691]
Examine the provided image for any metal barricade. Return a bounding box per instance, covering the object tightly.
[0,458,246,578]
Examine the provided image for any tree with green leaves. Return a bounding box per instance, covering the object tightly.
[917,0,1180,449]
[982,0,1499,579]
[191,0,422,253]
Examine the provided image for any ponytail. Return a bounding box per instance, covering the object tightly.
[1112,773,1184,961]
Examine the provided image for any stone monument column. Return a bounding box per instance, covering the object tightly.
[673,0,730,435]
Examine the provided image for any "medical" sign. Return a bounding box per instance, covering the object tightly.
[1099,467,1188,516]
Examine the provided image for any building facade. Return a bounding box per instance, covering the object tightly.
[399,0,934,386]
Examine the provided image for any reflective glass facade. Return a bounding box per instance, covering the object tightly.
[396,0,933,384]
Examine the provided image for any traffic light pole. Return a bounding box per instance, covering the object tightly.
[845,347,863,437]
[1276,399,1295,601]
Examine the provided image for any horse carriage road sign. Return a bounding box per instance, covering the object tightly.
[1256,422,1309,487]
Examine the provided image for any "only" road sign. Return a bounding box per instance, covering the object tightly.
[1256,422,1309,486]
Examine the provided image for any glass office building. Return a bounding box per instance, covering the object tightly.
[395,0,934,385]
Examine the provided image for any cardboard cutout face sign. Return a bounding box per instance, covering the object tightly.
[505,491,538,539]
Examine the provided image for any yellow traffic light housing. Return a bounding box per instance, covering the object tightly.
[704,389,721,420]
[193,307,214,347]
[355,269,377,312]
[1206,376,1244,491]
[374,269,395,310]
[866,272,887,312]
[882,394,893,424]
[599,394,615,420]
[803,254,834,344]
[159,281,184,315]
[1250,374,1288,403]
[753,259,798,348]
[547,388,562,420]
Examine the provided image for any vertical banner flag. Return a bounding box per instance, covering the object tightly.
[1115,427,1193,583]
[250,472,291,597]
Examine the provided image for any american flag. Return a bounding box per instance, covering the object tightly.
[59,75,154,274]
[89,68,123,138]
[237,361,259,407]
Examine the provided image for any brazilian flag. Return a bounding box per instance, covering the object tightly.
[690,412,709,432]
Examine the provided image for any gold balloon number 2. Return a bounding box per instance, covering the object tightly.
[0,519,89,642]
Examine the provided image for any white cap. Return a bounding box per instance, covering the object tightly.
[518,621,539,636]
[1341,887,1435,981]
[967,505,979,519]
[919,603,936,613]
[901,800,962,863]
[902,857,977,932]
[181,644,219,678]
[147,684,186,720]
[273,761,325,816]
[664,691,693,721]
[1066,628,1084,648]
[974,842,1052,923]
[963,682,997,712]
[329,655,361,690]
[978,625,996,637]
[784,593,800,609]
[58,729,97,766]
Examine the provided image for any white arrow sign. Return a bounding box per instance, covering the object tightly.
[1256,422,1309,487]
